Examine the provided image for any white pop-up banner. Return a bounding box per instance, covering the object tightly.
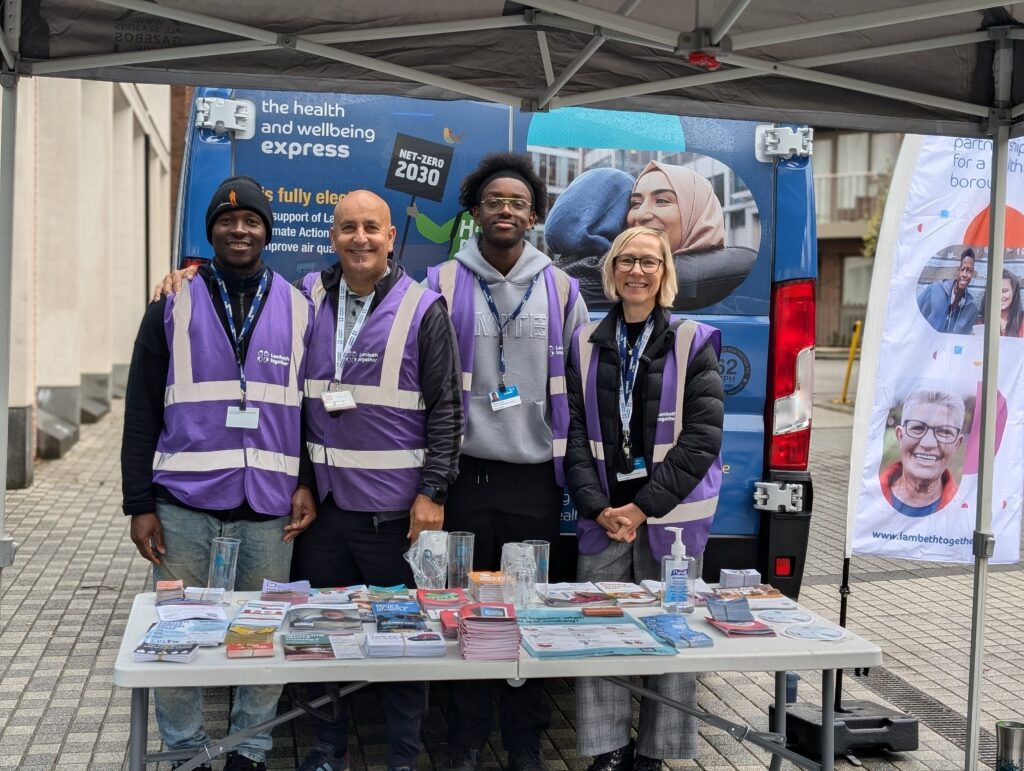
[846,134,1024,564]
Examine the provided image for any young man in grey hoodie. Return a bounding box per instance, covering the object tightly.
[426,153,588,771]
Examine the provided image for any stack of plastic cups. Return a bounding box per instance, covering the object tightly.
[448,531,475,590]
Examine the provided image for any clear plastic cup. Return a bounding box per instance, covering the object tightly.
[501,542,537,608]
[524,539,550,586]
[207,537,241,604]
[447,531,475,589]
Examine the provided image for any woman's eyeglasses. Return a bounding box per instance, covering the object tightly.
[479,197,532,213]
[613,255,664,274]
[901,419,961,444]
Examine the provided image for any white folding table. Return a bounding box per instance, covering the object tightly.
[114,592,882,771]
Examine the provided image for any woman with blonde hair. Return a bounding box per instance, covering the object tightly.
[628,160,757,310]
[565,226,725,771]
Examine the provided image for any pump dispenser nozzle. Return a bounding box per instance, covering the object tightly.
[666,526,686,558]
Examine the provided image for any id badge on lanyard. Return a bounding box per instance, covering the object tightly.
[478,274,538,411]
[211,265,269,429]
[617,315,654,466]
[322,283,373,413]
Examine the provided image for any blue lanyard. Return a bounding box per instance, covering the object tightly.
[477,274,539,389]
[210,264,270,409]
[616,315,654,454]
[333,280,375,383]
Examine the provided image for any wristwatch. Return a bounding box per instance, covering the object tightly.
[418,485,447,505]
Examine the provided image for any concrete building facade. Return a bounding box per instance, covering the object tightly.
[2,77,171,488]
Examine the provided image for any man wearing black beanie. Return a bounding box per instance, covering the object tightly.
[122,176,314,771]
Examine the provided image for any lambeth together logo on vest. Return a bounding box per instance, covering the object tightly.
[256,349,290,367]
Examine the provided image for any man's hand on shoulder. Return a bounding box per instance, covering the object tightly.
[408,494,443,544]
[284,484,317,543]
[130,513,166,564]
[150,264,200,303]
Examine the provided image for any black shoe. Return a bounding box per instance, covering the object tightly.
[223,751,267,771]
[632,755,663,771]
[585,740,635,771]
[507,746,546,771]
[447,747,482,771]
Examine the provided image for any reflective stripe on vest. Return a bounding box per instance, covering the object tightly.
[305,443,426,469]
[153,448,300,476]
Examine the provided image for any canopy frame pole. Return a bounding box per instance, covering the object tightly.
[964,33,1013,771]
[718,52,990,117]
[728,0,1000,50]
[537,0,643,109]
[0,58,19,579]
[529,12,676,52]
[89,0,521,106]
[536,31,555,87]
[555,31,988,107]
[520,0,680,49]
[30,15,534,77]
[710,0,751,45]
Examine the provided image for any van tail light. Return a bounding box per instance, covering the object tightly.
[768,280,815,471]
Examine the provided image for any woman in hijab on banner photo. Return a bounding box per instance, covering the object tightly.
[549,160,757,311]
[564,225,724,771]
[627,160,757,310]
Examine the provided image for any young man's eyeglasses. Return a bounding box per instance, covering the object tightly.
[479,197,532,213]
[613,255,664,274]
[901,419,961,444]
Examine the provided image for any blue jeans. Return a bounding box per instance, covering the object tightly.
[152,500,293,763]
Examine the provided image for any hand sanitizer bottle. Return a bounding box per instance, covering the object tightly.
[661,526,695,614]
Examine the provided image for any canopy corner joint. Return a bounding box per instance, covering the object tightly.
[985,107,1012,136]
[276,33,298,50]
[972,531,995,559]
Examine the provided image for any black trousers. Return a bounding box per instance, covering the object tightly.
[291,496,426,767]
[444,456,563,754]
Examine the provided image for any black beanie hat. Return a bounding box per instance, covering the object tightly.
[205,175,274,244]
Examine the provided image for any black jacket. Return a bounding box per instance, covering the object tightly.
[565,304,724,520]
[296,259,463,505]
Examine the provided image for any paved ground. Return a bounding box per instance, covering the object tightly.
[1,357,1021,770]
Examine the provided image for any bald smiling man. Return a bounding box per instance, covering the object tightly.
[290,190,462,771]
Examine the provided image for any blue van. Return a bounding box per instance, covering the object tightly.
[178,87,815,597]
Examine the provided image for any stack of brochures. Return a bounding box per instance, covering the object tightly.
[539,582,615,607]
[641,614,713,648]
[364,631,446,657]
[155,579,185,605]
[282,632,365,660]
[133,641,199,663]
[286,603,362,632]
[373,600,428,633]
[142,618,231,648]
[225,600,290,658]
[705,597,776,637]
[701,583,796,611]
[184,586,225,604]
[156,603,228,622]
[468,572,504,602]
[519,616,675,658]
[595,581,659,607]
[417,588,469,619]
[457,603,520,660]
[261,578,312,604]
[719,568,762,588]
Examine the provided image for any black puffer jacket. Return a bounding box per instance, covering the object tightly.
[565,304,724,520]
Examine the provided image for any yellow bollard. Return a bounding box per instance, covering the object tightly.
[832,320,862,405]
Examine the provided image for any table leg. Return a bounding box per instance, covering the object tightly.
[769,671,786,771]
[128,688,149,771]
[821,670,836,771]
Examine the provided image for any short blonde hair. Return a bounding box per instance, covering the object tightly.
[601,226,678,307]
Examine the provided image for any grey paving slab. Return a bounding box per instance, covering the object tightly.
[1,380,1022,769]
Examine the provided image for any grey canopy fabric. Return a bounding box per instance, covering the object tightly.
[5,0,1024,137]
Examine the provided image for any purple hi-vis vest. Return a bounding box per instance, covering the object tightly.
[153,273,311,516]
[302,271,441,512]
[426,260,579,485]
[571,319,723,560]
